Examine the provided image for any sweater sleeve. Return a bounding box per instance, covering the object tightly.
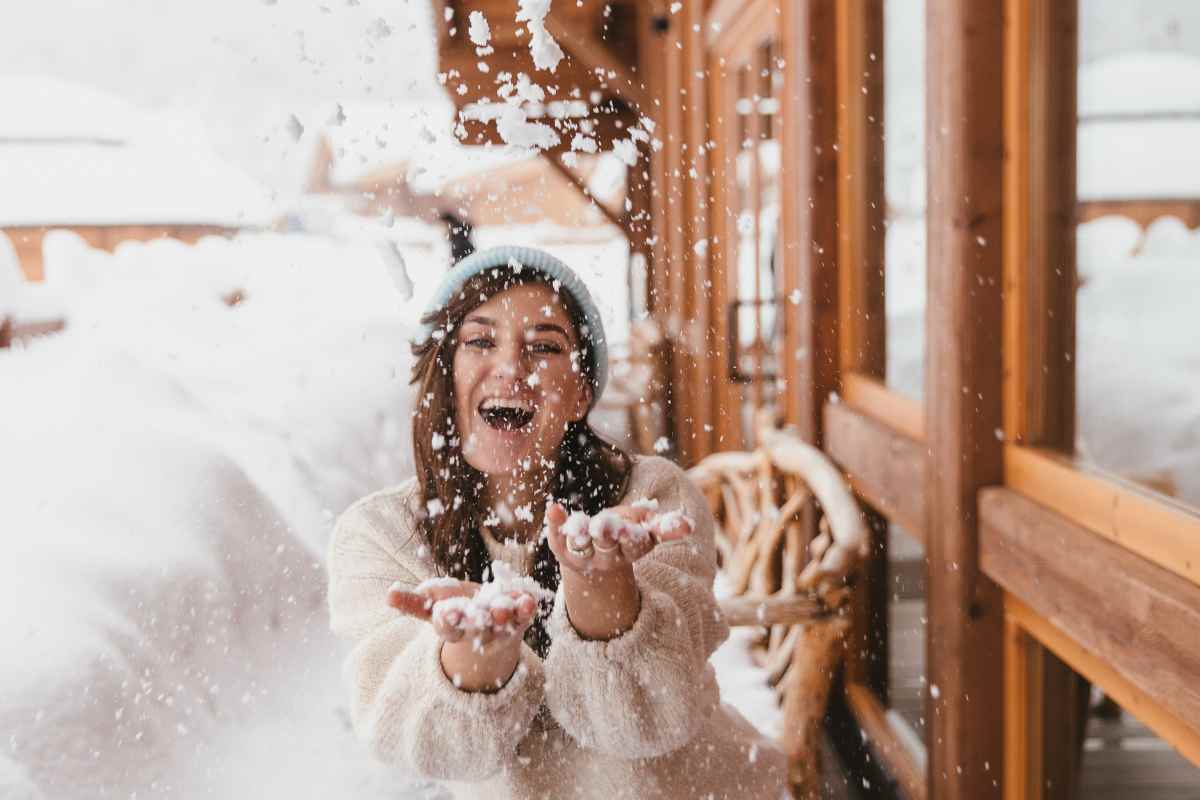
[542,457,729,758]
[326,492,545,782]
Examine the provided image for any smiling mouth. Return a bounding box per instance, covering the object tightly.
[478,398,535,431]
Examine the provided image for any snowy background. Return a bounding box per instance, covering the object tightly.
[1,0,1199,797]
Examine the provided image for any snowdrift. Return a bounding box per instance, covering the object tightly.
[0,232,417,797]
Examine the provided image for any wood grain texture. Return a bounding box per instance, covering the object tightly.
[824,401,926,539]
[981,487,1200,739]
[835,0,886,379]
[923,1,1006,796]
[779,0,840,444]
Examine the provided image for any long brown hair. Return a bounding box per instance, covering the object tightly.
[409,265,632,654]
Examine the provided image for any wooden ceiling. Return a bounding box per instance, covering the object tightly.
[430,0,656,156]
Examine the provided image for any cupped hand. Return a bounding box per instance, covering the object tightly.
[543,501,694,576]
[388,578,540,650]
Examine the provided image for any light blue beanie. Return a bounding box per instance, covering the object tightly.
[414,246,609,403]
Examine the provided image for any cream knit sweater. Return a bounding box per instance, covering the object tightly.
[326,455,787,799]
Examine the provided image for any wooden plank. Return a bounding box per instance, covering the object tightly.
[846,682,928,800]
[835,0,886,379]
[658,1,695,465]
[924,1,1006,796]
[779,0,840,444]
[1000,4,1088,798]
[1005,445,1200,588]
[681,0,716,458]
[706,51,746,452]
[1001,0,1078,446]
[1004,617,1042,800]
[980,488,1200,741]
[842,373,925,442]
[718,593,824,626]
[1006,595,1200,768]
[824,401,926,543]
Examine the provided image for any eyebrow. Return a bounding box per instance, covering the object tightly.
[463,315,495,327]
[532,322,571,340]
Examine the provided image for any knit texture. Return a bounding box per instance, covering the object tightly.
[326,456,787,800]
[412,245,609,402]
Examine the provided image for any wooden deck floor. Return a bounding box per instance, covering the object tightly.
[868,542,1200,799]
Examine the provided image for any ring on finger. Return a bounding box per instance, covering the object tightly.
[567,538,595,558]
[593,538,620,554]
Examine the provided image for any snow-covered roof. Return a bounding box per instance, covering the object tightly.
[0,76,278,228]
[1078,52,1200,201]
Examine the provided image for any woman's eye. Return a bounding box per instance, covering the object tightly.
[464,337,494,350]
[530,341,564,355]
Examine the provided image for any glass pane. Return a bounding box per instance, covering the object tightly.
[1077,1,1200,791]
[887,523,926,742]
[1076,0,1200,509]
[883,0,926,400]
[731,41,784,441]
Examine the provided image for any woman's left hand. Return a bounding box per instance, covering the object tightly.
[543,502,693,575]
[543,502,693,640]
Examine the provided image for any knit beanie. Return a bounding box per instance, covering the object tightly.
[413,245,609,403]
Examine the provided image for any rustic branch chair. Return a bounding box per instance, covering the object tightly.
[689,420,869,798]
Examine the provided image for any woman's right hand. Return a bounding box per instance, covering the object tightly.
[388,579,539,692]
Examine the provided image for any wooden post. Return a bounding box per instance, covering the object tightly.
[780,0,840,444]
[924,0,1006,797]
[1001,2,1086,796]
[832,0,889,703]
[682,0,715,459]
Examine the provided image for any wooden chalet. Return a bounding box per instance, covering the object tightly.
[0,77,277,282]
[431,2,1200,798]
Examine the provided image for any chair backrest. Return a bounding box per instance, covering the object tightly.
[688,424,868,608]
[689,424,869,796]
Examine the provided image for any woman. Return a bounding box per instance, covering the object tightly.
[327,246,786,799]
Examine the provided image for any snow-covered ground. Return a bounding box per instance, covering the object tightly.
[0,232,421,798]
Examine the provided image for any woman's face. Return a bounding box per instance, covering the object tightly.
[452,282,592,480]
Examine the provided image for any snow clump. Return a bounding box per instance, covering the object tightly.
[516,0,564,72]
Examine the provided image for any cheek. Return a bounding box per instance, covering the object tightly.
[451,356,476,426]
[537,366,584,420]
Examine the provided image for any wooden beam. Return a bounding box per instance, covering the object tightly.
[681,0,716,458]
[1005,594,1200,769]
[980,487,1200,737]
[705,33,747,452]
[541,154,627,236]
[780,0,840,443]
[1005,445,1200,588]
[824,401,927,542]
[846,682,928,800]
[924,1,1006,796]
[841,374,925,442]
[1002,0,1078,447]
[543,14,649,111]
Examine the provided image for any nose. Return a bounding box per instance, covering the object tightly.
[489,338,532,383]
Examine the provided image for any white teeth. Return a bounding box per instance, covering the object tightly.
[480,397,533,412]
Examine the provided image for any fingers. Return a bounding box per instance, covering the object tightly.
[429,591,542,648]
[548,502,696,573]
[652,510,694,543]
[388,588,433,620]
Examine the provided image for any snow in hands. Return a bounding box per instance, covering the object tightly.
[399,562,552,646]
[558,500,694,553]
